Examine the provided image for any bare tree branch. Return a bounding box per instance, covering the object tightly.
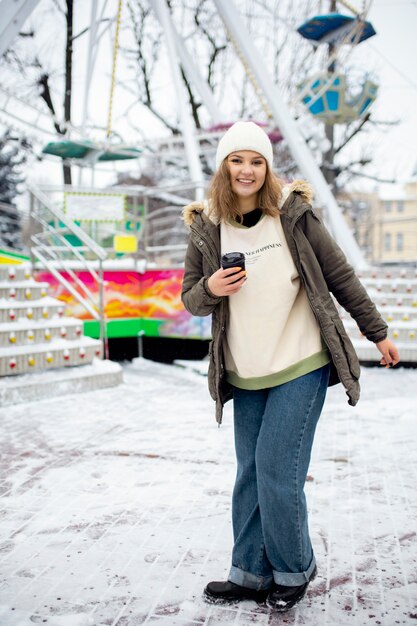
[194,1,227,89]
[37,73,62,135]
[72,19,111,42]
[180,67,202,129]
[334,113,370,154]
[341,169,397,184]
[126,0,180,134]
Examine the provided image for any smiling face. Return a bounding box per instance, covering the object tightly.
[226,150,267,212]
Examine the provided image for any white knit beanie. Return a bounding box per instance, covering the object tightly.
[215,121,273,170]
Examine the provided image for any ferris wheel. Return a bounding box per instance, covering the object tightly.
[295,2,378,125]
[0,0,376,268]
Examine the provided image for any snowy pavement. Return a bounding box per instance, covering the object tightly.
[0,358,416,626]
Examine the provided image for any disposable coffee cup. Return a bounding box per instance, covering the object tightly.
[221,252,245,284]
[221,251,245,271]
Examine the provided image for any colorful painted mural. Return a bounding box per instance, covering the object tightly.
[0,249,211,340]
[34,268,211,340]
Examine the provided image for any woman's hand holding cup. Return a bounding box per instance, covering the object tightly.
[208,267,247,297]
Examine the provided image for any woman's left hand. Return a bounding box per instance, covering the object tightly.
[376,338,400,368]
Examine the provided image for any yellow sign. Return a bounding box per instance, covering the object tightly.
[114,234,137,253]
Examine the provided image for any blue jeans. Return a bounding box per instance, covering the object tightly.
[228,364,330,590]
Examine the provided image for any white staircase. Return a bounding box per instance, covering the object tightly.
[0,262,122,405]
[341,267,417,363]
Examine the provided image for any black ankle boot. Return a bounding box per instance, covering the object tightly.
[267,566,317,612]
[204,580,270,604]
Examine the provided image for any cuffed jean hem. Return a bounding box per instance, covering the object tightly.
[272,556,317,586]
[228,565,273,591]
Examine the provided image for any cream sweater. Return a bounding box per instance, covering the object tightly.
[221,214,330,389]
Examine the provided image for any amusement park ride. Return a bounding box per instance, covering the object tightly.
[297,11,378,124]
[1,0,378,261]
[0,0,417,382]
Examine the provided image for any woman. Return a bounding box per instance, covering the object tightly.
[181,121,399,612]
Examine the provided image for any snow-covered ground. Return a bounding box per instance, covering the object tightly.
[0,359,416,626]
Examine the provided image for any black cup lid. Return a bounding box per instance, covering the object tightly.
[222,252,245,262]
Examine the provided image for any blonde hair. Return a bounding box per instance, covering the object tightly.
[207,159,283,223]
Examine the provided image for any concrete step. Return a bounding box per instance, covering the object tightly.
[0,358,123,406]
[340,307,417,323]
[357,268,417,280]
[0,280,50,301]
[342,319,417,342]
[0,264,32,281]
[367,292,417,307]
[0,337,103,376]
[0,296,65,322]
[0,317,83,347]
[0,263,121,398]
[359,278,417,294]
[351,338,417,363]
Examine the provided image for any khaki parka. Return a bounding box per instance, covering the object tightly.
[181,180,388,424]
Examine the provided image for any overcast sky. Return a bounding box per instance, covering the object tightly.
[351,0,417,187]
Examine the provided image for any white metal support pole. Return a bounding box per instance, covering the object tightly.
[213,0,367,269]
[78,0,99,186]
[81,0,99,133]
[0,0,41,57]
[151,0,204,200]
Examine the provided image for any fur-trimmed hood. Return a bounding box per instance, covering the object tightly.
[182,179,314,226]
[182,199,212,227]
[279,179,314,210]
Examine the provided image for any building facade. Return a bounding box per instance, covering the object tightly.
[372,179,417,265]
[337,178,417,266]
